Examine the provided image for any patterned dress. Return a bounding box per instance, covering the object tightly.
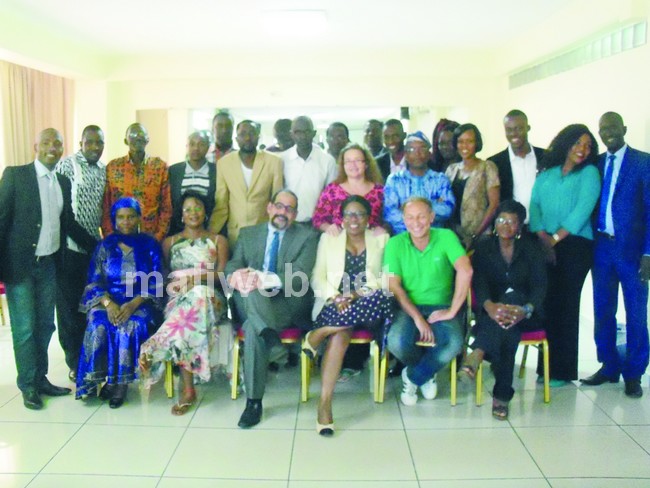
[139,237,232,387]
[76,234,163,399]
[314,250,394,331]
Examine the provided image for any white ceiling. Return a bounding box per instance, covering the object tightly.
[0,0,572,79]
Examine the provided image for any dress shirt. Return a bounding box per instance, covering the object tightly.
[181,160,211,197]
[600,144,627,235]
[390,154,407,174]
[56,151,106,251]
[383,169,455,234]
[281,144,337,222]
[507,145,538,222]
[262,223,286,272]
[34,159,63,256]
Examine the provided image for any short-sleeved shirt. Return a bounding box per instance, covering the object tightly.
[383,229,465,306]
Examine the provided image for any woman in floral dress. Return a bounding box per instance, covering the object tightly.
[139,191,232,415]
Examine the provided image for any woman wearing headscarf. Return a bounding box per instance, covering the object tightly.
[76,197,163,408]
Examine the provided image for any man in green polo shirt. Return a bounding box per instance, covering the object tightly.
[384,196,473,405]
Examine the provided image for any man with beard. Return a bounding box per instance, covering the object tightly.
[168,131,216,235]
[209,120,284,247]
[54,125,106,381]
[101,123,172,241]
[226,190,318,428]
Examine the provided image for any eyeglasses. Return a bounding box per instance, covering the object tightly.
[343,211,368,219]
[182,206,203,213]
[343,159,366,165]
[273,202,297,214]
[495,217,517,226]
[406,146,430,154]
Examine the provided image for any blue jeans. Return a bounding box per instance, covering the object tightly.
[387,305,463,386]
[5,255,57,392]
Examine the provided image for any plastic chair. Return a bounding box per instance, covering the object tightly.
[300,328,389,403]
[474,329,551,405]
[230,327,302,400]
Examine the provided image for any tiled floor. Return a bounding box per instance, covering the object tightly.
[1,279,649,487]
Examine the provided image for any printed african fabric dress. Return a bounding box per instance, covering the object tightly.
[140,237,232,387]
[76,234,163,399]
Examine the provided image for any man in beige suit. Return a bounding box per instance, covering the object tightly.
[209,120,284,245]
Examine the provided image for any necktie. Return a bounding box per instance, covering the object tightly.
[267,231,280,273]
[597,155,616,232]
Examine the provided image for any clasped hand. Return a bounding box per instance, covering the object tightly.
[106,300,139,326]
[486,302,525,329]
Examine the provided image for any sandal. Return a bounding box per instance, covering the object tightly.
[458,350,482,382]
[492,400,509,420]
[302,331,318,360]
[171,388,196,416]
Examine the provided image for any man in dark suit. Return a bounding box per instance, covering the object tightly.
[0,128,97,410]
[375,119,406,181]
[488,110,545,213]
[168,131,216,235]
[226,189,318,428]
[581,112,650,398]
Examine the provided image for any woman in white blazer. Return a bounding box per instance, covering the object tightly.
[303,195,394,436]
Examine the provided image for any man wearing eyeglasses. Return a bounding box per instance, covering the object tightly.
[226,189,318,428]
[384,132,455,235]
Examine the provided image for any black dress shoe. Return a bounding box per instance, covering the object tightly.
[238,399,262,428]
[39,379,72,396]
[109,385,127,408]
[98,384,113,401]
[22,390,43,410]
[109,396,125,409]
[579,369,619,386]
[624,379,643,398]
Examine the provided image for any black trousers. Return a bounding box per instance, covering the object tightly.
[56,249,92,371]
[473,314,539,402]
[537,235,593,381]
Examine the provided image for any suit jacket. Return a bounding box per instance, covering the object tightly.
[488,146,545,202]
[375,151,391,181]
[311,230,389,319]
[168,161,217,235]
[598,147,650,258]
[209,151,283,246]
[0,163,97,283]
[225,222,318,294]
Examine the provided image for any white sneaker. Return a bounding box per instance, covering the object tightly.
[400,368,418,406]
[420,376,438,400]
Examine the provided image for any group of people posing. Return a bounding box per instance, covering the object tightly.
[0,109,648,436]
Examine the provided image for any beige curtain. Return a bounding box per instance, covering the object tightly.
[0,60,74,173]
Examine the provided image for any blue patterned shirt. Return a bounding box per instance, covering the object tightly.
[383,169,455,234]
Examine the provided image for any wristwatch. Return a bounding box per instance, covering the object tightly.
[552,233,561,244]
[522,304,534,319]
[101,296,111,308]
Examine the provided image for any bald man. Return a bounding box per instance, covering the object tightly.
[0,128,97,409]
[102,123,172,241]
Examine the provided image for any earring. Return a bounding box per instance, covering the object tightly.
[515,233,521,240]
[493,227,498,236]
